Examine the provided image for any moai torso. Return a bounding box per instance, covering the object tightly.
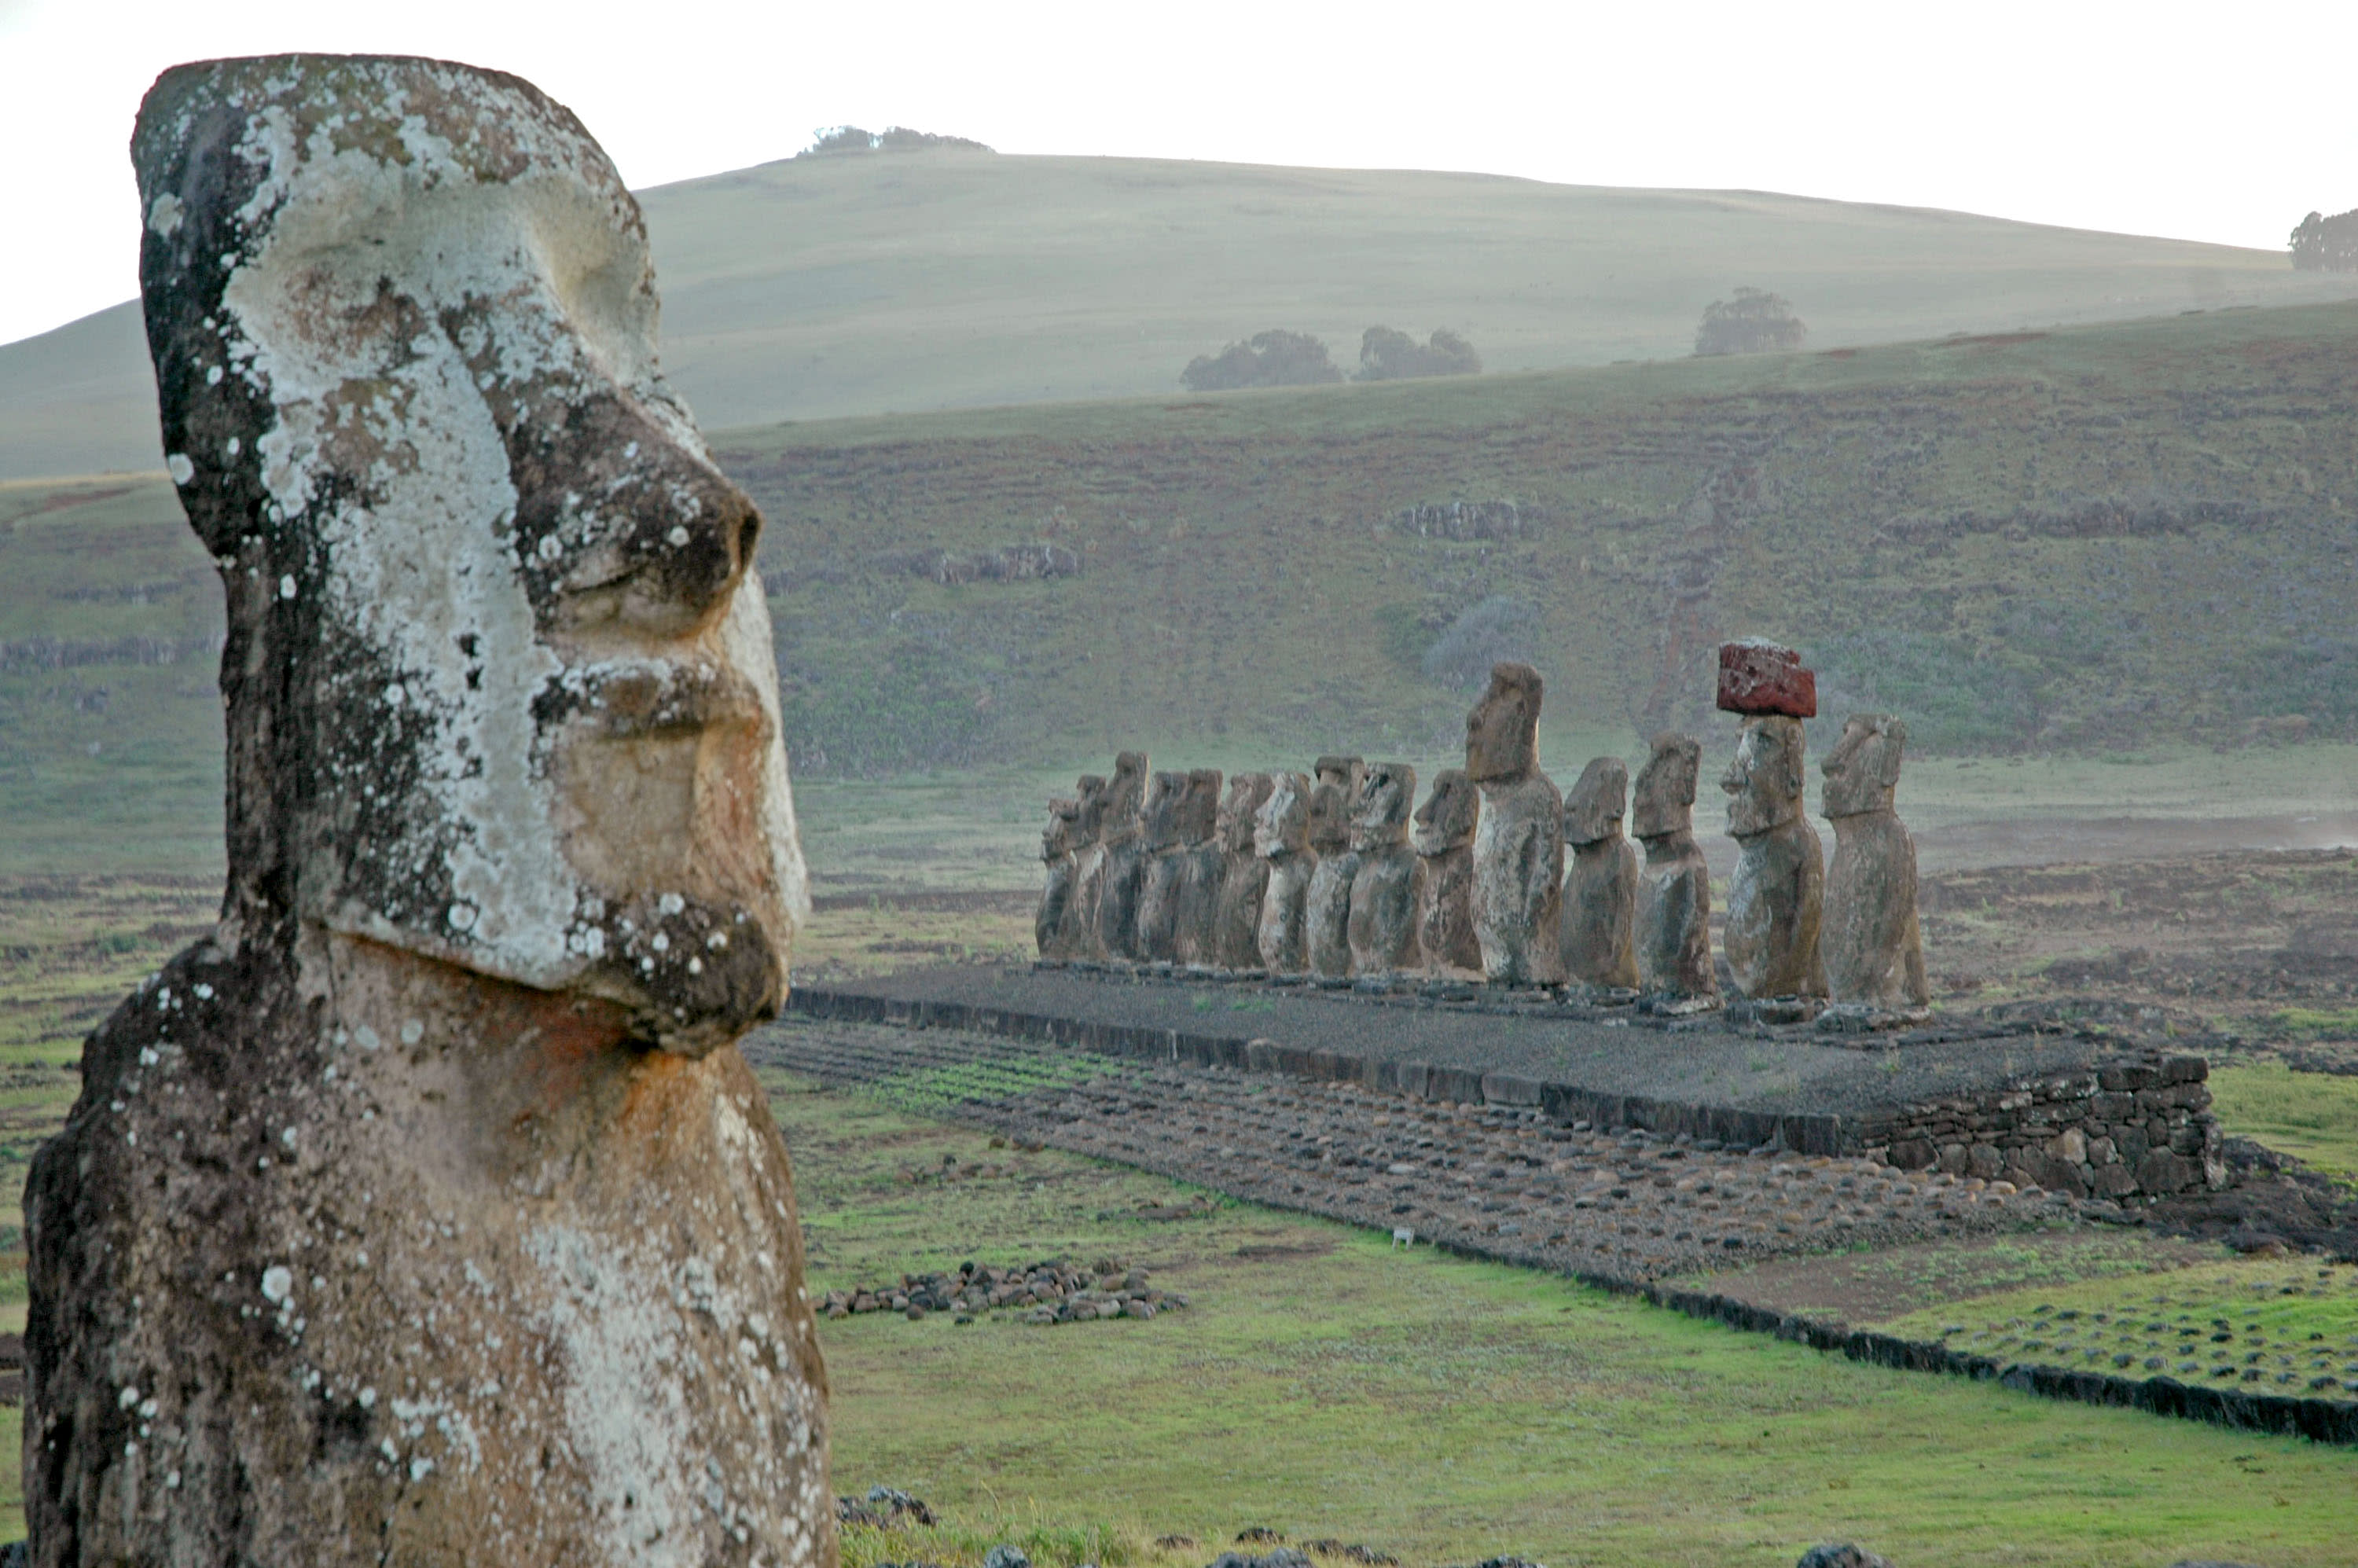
[1168,769,1227,966]
[1561,756,1640,990]
[1719,715,1827,999]
[1303,755,1364,979]
[26,58,832,1567]
[1465,664,1565,986]
[1133,770,1189,962]
[1413,769,1482,976]
[1210,773,1275,969]
[1633,733,1718,1004]
[1346,762,1424,975]
[1254,773,1317,974]
[1085,752,1150,960]
[1820,715,1929,1016]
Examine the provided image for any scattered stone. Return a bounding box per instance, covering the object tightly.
[984,1545,1033,1568]
[1303,1543,1400,1566]
[839,1487,937,1528]
[1560,756,1640,990]
[1256,773,1317,974]
[1412,769,1483,976]
[1212,774,1277,969]
[1720,714,1827,1000]
[1820,715,1930,1024]
[1348,762,1424,975]
[1235,1529,1285,1544]
[1632,733,1718,1005]
[1157,1537,1200,1551]
[1794,1546,1891,1568]
[1717,638,1818,718]
[819,1259,1185,1326]
[28,55,826,1565]
[1465,664,1566,986]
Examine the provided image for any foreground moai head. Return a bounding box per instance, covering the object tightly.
[1630,734,1701,841]
[1217,773,1276,855]
[1465,662,1544,783]
[1823,714,1908,817]
[1254,771,1313,858]
[1721,716,1808,838]
[1352,762,1417,851]
[1412,768,1479,857]
[135,53,804,1055]
[1563,757,1629,846]
[1140,771,1188,852]
[1309,755,1364,853]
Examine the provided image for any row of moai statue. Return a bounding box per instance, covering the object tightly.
[1038,642,1927,1023]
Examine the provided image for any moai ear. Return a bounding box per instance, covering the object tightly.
[1779,722,1809,799]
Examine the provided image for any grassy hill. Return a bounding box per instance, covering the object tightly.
[10,149,2358,478]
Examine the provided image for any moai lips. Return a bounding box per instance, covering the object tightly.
[1717,640,1817,719]
[27,56,831,1568]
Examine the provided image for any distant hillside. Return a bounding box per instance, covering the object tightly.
[8,150,2358,477]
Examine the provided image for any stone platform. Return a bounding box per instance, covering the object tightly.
[781,964,2220,1198]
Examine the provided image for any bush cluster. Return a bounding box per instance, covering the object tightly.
[2290,208,2358,272]
[1693,287,1807,356]
[799,125,994,157]
[1181,330,1344,391]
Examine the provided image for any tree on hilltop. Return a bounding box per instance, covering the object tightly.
[1181,330,1345,391]
[798,125,995,157]
[1357,326,1482,381]
[1693,287,1808,356]
[2290,209,2358,271]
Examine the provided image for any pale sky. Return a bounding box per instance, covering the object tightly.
[2,0,2353,348]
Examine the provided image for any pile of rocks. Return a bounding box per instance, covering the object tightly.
[819,1258,1188,1324]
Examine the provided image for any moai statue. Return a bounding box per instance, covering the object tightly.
[1084,751,1149,960]
[1632,733,1718,1006]
[1057,773,1110,957]
[1167,769,1228,966]
[1820,714,1930,1022]
[1412,769,1482,976]
[1132,770,1191,961]
[1303,755,1364,979]
[1716,641,1828,1000]
[1465,663,1566,986]
[24,57,832,1566]
[1254,771,1317,974]
[1210,772,1276,969]
[1560,757,1640,990]
[1036,793,1084,958]
[1346,762,1424,975]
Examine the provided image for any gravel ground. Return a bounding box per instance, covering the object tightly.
[748,1016,2083,1283]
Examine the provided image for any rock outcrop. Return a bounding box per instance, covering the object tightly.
[1254,772,1317,974]
[1465,664,1565,986]
[1303,756,1364,979]
[1820,714,1930,1023]
[1632,733,1717,1006]
[25,56,831,1568]
[1346,762,1423,975]
[1560,756,1640,990]
[1412,769,1482,976]
[1210,773,1276,969]
[1719,715,1827,999]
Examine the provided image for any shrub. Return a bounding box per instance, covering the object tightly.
[1694,287,1808,356]
[2290,209,2358,272]
[1357,326,1482,380]
[1180,330,1345,392]
[799,125,994,157]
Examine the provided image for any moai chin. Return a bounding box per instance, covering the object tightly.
[1819,714,1930,1023]
[1168,769,1228,967]
[1412,769,1482,976]
[1559,756,1640,990]
[1085,751,1150,960]
[1464,663,1566,986]
[1303,755,1365,979]
[25,57,831,1567]
[1631,733,1718,1006]
[1718,717,1828,1000]
[1133,770,1191,961]
[1036,793,1084,959]
[1346,762,1425,975]
[1254,771,1317,974]
[1210,773,1276,969]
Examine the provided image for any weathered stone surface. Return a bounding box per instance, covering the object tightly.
[1794,1546,1893,1568]
[1081,751,1149,960]
[1035,791,1085,958]
[1133,771,1192,961]
[1820,714,1929,1019]
[1254,772,1317,974]
[1167,769,1227,967]
[1464,663,1565,985]
[1560,757,1639,990]
[1632,733,1717,1003]
[1346,762,1423,974]
[1717,638,1817,718]
[1720,715,1827,998]
[1210,773,1276,969]
[1304,757,1364,978]
[1051,775,1108,958]
[1412,769,1482,975]
[26,57,830,1568]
